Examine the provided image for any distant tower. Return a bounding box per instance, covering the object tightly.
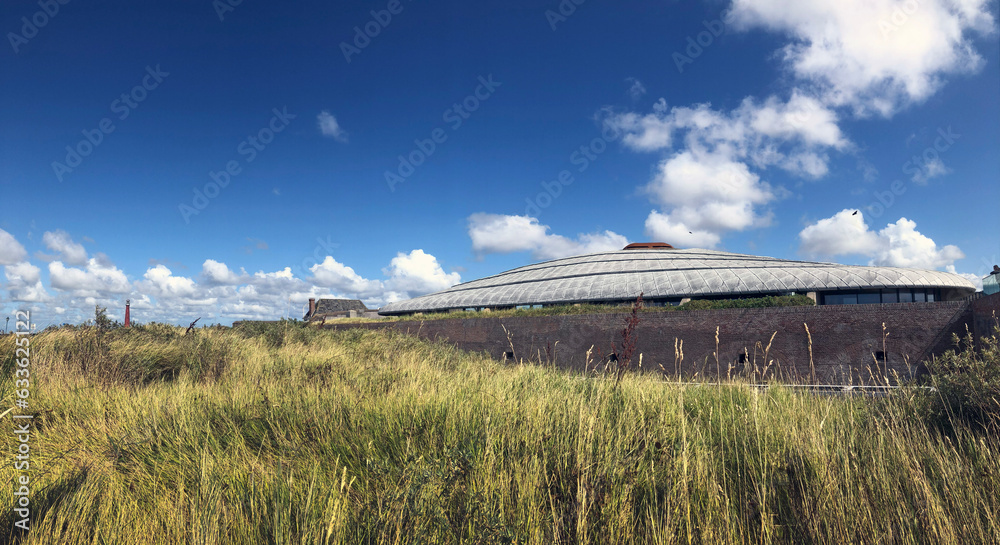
[124,299,130,327]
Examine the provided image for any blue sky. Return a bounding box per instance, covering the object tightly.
[1,0,998,326]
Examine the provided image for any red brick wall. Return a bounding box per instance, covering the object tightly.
[327,301,973,385]
[971,292,1000,343]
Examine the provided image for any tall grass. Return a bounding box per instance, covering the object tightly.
[1,323,997,544]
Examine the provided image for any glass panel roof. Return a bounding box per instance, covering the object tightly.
[380,248,977,314]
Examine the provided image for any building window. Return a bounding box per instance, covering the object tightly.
[820,288,941,305]
[858,291,880,304]
[823,293,843,305]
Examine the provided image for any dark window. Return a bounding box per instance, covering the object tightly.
[926,291,936,302]
[913,291,926,303]
[881,289,898,303]
[899,290,913,303]
[858,292,880,304]
[842,293,858,305]
[823,293,843,305]
[738,352,748,364]
[874,350,886,362]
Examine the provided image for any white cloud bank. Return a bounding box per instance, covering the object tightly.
[0,228,461,324]
[42,230,88,265]
[605,92,843,246]
[467,213,628,260]
[0,229,27,265]
[731,0,996,117]
[798,209,965,270]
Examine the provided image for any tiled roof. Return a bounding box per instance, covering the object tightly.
[312,299,368,315]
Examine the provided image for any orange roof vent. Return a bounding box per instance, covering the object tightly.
[623,242,675,250]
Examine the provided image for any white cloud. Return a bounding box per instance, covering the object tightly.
[317,111,348,142]
[731,0,996,116]
[0,229,27,265]
[49,257,131,296]
[799,209,965,269]
[644,150,776,232]
[798,209,882,256]
[873,217,965,269]
[605,92,846,247]
[42,230,88,265]
[201,259,246,285]
[467,213,628,260]
[626,77,647,100]
[468,214,550,255]
[644,211,721,249]
[4,261,49,302]
[384,249,462,298]
[910,156,950,184]
[608,93,847,169]
[309,257,384,298]
[140,265,199,299]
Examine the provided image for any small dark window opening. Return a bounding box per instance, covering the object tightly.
[502,351,515,361]
[738,352,748,364]
[874,350,886,362]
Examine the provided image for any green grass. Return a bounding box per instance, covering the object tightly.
[341,295,816,323]
[1,322,997,544]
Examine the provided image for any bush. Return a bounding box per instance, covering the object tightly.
[679,294,816,311]
[232,318,319,347]
[922,323,1000,430]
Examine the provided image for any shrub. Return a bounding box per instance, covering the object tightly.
[679,294,815,311]
[922,322,1000,430]
[232,318,319,347]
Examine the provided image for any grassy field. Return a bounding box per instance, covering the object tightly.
[1,321,998,544]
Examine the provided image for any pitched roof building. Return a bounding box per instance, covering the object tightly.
[304,298,369,321]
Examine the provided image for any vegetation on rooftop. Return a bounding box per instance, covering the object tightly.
[343,294,816,323]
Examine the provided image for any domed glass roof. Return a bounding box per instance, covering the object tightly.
[379,247,977,315]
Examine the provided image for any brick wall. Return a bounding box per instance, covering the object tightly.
[327,301,974,385]
[971,292,1000,344]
